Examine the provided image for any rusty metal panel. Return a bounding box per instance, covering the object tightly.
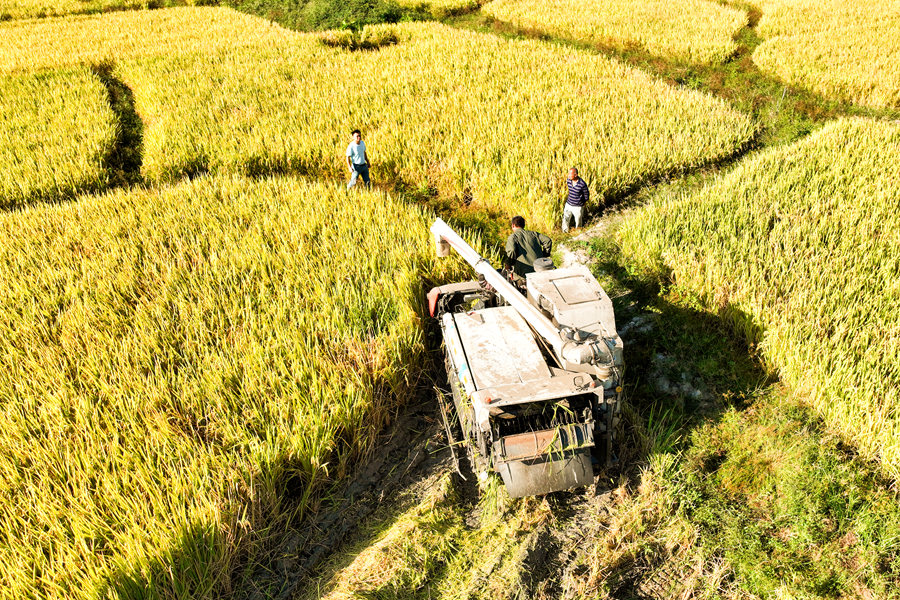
[452,306,551,389]
[497,423,594,461]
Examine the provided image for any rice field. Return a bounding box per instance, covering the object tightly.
[617,118,900,476]
[0,174,479,599]
[0,0,147,20]
[752,0,900,109]
[482,0,747,64]
[103,20,751,229]
[0,7,293,73]
[0,67,116,209]
[0,11,755,227]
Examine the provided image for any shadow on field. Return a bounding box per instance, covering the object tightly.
[588,234,770,437]
[91,62,145,188]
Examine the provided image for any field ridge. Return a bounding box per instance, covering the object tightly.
[91,62,144,188]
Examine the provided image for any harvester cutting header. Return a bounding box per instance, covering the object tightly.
[428,218,624,497]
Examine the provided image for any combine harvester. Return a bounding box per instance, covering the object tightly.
[428,218,624,497]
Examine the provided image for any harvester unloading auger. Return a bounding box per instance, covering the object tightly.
[428,218,624,497]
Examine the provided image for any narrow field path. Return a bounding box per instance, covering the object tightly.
[90,62,144,188]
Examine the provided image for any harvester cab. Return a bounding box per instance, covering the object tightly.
[428,218,624,498]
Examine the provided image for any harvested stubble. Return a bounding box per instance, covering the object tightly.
[0,7,293,73]
[482,0,747,65]
[752,0,900,109]
[618,118,900,476]
[0,174,475,599]
[0,67,115,209]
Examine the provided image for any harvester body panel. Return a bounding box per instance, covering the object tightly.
[430,219,623,498]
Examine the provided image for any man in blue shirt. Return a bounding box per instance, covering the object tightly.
[563,167,589,232]
[346,129,370,190]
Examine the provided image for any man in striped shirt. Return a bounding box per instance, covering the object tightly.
[563,167,589,233]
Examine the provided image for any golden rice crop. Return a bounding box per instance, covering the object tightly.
[752,0,900,109]
[617,118,900,476]
[0,174,478,599]
[14,14,751,229]
[0,11,755,228]
[115,21,754,229]
[0,67,116,209]
[482,0,747,64]
[0,7,293,73]
[0,0,143,20]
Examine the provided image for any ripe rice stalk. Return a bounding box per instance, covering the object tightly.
[0,67,115,209]
[752,0,900,109]
[0,174,481,599]
[0,12,755,229]
[0,0,147,20]
[617,118,900,476]
[482,0,747,65]
[0,7,294,73]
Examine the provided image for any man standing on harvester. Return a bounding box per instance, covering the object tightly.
[505,215,552,278]
[563,166,589,232]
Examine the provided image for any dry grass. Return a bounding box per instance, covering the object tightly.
[482,0,747,64]
[752,0,900,109]
[618,118,900,476]
[0,67,115,209]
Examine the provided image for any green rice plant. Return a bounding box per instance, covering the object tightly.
[0,7,294,72]
[0,174,478,599]
[0,67,115,209]
[752,0,900,109]
[25,16,752,229]
[617,118,900,476]
[482,0,747,65]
